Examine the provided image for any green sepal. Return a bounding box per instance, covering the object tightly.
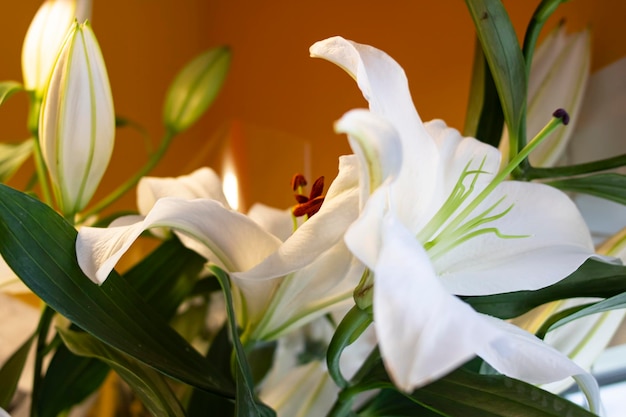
[547,173,626,205]
[0,335,34,409]
[0,139,34,183]
[0,183,234,397]
[465,258,626,319]
[58,328,186,417]
[210,265,276,417]
[0,81,23,107]
[465,0,527,158]
[163,46,231,133]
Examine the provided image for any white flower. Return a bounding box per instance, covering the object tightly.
[22,0,92,96]
[76,164,363,341]
[39,20,115,216]
[311,36,604,412]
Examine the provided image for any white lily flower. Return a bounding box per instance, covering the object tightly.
[76,163,363,341]
[311,36,603,411]
[39,20,115,217]
[22,0,92,97]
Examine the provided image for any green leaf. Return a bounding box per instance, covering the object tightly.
[0,336,34,409]
[38,344,110,417]
[38,237,207,416]
[58,328,186,417]
[465,0,527,156]
[211,265,276,417]
[355,360,595,417]
[358,389,449,417]
[547,291,626,333]
[0,184,234,397]
[522,0,570,77]
[163,46,231,133]
[0,81,23,107]
[0,139,34,183]
[463,38,505,147]
[548,173,626,205]
[465,258,626,319]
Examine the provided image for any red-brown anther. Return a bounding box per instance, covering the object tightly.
[291,175,326,218]
[292,196,324,217]
[291,173,308,191]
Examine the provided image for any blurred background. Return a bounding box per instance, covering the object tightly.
[0,0,624,212]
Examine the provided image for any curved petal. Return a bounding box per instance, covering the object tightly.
[435,181,597,295]
[374,213,499,390]
[137,167,229,214]
[334,109,402,207]
[251,241,363,339]
[247,203,295,242]
[373,215,600,413]
[76,197,282,284]
[311,36,440,233]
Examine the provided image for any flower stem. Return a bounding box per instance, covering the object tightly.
[28,97,53,207]
[77,129,177,222]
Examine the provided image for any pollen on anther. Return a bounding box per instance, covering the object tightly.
[552,108,570,125]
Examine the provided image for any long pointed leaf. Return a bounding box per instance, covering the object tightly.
[463,38,505,147]
[355,359,595,417]
[548,173,626,205]
[465,258,626,319]
[59,328,185,417]
[465,0,527,155]
[0,184,234,397]
[0,336,34,409]
[211,266,276,417]
[38,236,207,416]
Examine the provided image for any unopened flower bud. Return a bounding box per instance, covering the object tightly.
[39,21,114,217]
[22,0,92,97]
[163,46,231,133]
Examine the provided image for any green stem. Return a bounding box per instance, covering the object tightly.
[77,129,177,222]
[28,98,53,207]
[522,153,626,180]
[30,306,56,417]
[327,305,372,389]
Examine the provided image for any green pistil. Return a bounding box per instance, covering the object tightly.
[420,111,568,256]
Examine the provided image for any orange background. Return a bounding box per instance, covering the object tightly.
[0,1,624,213]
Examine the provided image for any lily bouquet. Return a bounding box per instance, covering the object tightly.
[1,0,626,416]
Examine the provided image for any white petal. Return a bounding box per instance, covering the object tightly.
[334,109,402,207]
[247,203,294,241]
[76,197,281,284]
[527,28,590,166]
[311,36,440,233]
[372,213,601,413]
[137,167,229,214]
[566,56,626,166]
[373,213,499,390]
[435,181,598,295]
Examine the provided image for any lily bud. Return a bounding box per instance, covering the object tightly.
[22,0,92,97]
[39,21,115,217]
